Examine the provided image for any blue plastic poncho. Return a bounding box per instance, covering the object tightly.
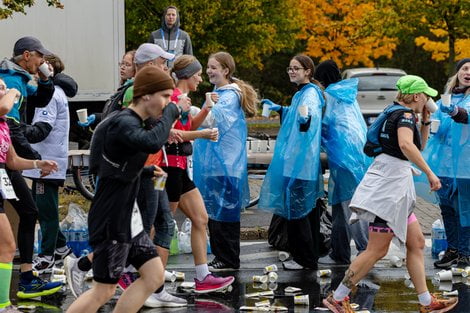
[321,78,372,205]
[258,83,324,220]
[419,93,470,226]
[192,83,249,222]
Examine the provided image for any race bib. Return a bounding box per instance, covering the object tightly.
[0,169,17,200]
[130,201,144,238]
[186,155,194,181]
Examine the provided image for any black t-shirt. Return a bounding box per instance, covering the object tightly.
[379,106,421,160]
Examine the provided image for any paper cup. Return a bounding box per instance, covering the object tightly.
[268,282,278,291]
[430,119,440,134]
[252,282,268,290]
[441,94,452,107]
[443,290,458,297]
[425,98,438,113]
[451,267,465,276]
[154,174,167,191]
[165,270,177,282]
[316,269,332,278]
[39,62,52,77]
[210,127,219,142]
[438,281,453,291]
[205,92,214,108]
[389,255,403,268]
[298,105,308,117]
[278,251,290,262]
[253,275,268,283]
[268,272,278,283]
[435,270,453,281]
[262,103,271,118]
[294,295,309,305]
[264,264,278,274]
[255,300,271,307]
[76,109,88,124]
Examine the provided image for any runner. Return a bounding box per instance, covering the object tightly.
[322,75,458,313]
[67,66,180,313]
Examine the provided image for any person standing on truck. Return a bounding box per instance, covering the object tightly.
[148,5,193,67]
[67,66,180,313]
[21,54,78,273]
[0,36,66,299]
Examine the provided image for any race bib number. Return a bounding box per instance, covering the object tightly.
[130,201,144,238]
[186,155,194,181]
[0,169,17,200]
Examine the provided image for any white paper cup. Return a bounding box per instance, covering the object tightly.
[435,270,453,281]
[39,62,52,77]
[425,99,438,113]
[76,109,88,124]
[430,119,440,134]
[294,295,309,305]
[154,174,167,191]
[443,290,459,297]
[262,103,271,118]
[298,105,308,117]
[441,94,452,107]
[253,275,268,283]
[438,281,453,291]
[264,264,278,274]
[210,127,218,142]
[165,270,176,282]
[278,251,290,262]
[268,282,278,291]
[205,92,214,108]
[317,269,332,277]
[268,272,278,283]
[389,255,403,268]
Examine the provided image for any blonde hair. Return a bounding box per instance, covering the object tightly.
[209,52,259,117]
[396,92,416,104]
[444,74,458,94]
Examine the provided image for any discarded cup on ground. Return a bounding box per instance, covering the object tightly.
[443,290,458,297]
[255,299,271,307]
[268,282,278,291]
[154,174,167,191]
[174,271,185,281]
[210,127,219,142]
[438,250,445,260]
[404,279,414,289]
[317,269,332,278]
[438,281,453,291]
[264,264,278,274]
[268,272,278,283]
[262,103,271,118]
[165,270,176,282]
[318,277,332,285]
[205,92,214,108]
[298,105,308,117]
[425,98,438,113]
[252,282,268,290]
[430,119,440,134]
[51,274,66,283]
[76,109,88,124]
[451,267,465,276]
[441,94,451,107]
[284,286,302,294]
[294,295,309,306]
[52,267,65,275]
[39,62,52,78]
[278,251,290,262]
[389,255,403,268]
[435,270,453,281]
[253,275,268,284]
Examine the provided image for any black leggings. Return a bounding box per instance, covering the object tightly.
[7,169,38,264]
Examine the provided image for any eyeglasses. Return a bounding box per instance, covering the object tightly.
[119,62,133,68]
[286,66,305,73]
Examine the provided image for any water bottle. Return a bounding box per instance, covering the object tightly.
[170,220,180,255]
[431,219,448,259]
[34,224,42,254]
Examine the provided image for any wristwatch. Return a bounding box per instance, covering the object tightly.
[421,121,431,126]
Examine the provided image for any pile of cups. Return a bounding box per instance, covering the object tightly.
[252,264,279,291]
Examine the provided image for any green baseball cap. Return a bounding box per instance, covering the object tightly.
[396,75,437,97]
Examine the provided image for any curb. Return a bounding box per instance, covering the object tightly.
[241,226,269,240]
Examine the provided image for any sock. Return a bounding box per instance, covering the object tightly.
[20,270,36,283]
[154,285,164,294]
[0,263,12,309]
[195,264,210,281]
[418,291,432,306]
[78,256,92,272]
[333,283,351,301]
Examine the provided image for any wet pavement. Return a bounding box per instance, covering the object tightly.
[9,239,470,312]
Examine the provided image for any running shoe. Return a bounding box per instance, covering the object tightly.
[322,293,354,313]
[117,272,139,291]
[194,274,234,293]
[454,255,470,268]
[144,288,187,307]
[208,260,238,272]
[32,254,54,274]
[17,276,63,299]
[434,249,459,269]
[53,246,73,266]
[64,255,87,298]
[418,294,458,313]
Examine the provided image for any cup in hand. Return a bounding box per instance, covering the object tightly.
[205,92,214,108]
[298,105,308,117]
[210,127,219,142]
[441,94,451,107]
[39,62,52,78]
[430,119,440,134]
[154,174,167,191]
[262,103,271,118]
[425,98,438,113]
[76,109,88,124]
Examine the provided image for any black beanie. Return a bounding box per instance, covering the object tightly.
[134,66,174,98]
[456,58,470,73]
[314,60,341,88]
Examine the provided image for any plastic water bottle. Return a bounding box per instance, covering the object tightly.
[431,219,448,259]
[34,224,42,254]
[170,220,180,255]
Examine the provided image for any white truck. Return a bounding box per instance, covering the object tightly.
[0,0,125,104]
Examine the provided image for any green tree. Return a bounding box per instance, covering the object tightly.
[0,0,63,19]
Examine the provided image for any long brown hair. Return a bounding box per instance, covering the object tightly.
[209,52,259,117]
[292,54,324,89]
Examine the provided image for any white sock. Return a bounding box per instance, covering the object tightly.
[195,264,210,281]
[333,283,351,301]
[418,291,432,306]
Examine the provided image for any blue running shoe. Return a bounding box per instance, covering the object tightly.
[17,276,63,299]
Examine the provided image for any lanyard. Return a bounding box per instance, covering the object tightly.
[160,29,180,51]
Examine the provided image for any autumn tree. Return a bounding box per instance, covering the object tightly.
[0,0,63,19]
[297,0,398,68]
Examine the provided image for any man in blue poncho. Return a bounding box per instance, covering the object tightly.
[315,60,370,265]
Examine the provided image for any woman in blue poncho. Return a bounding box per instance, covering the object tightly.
[192,52,258,271]
[315,60,370,266]
[258,54,325,270]
[424,58,470,270]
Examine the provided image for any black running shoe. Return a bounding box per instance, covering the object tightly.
[454,255,470,268]
[434,249,458,269]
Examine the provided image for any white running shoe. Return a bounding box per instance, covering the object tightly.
[144,288,188,308]
[64,255,87,298]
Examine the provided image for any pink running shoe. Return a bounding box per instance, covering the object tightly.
[194,274,235,293]
[117,272,138,291]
